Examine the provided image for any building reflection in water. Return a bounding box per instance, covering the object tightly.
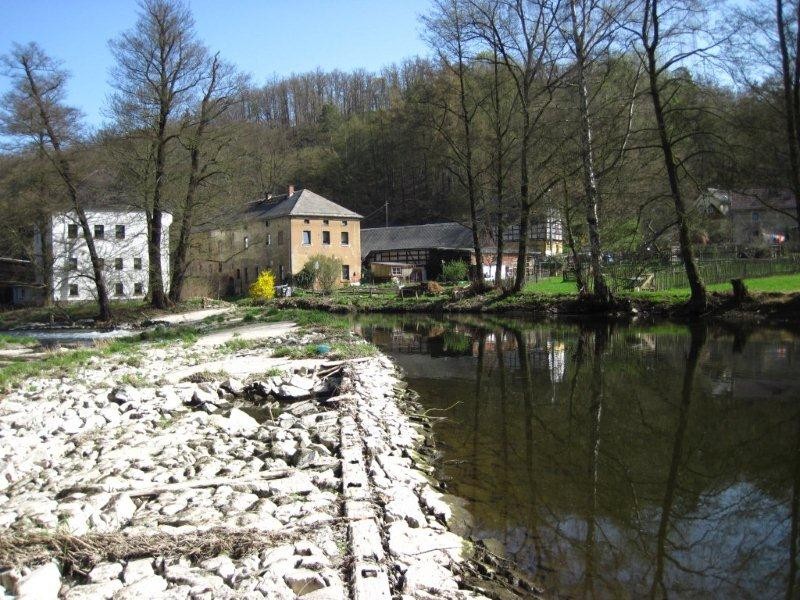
[354,316,800,599]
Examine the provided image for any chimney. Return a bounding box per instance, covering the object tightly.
[288,184,295,196]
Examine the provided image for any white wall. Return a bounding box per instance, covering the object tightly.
[49,210,172,303]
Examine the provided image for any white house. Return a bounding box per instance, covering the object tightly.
[38,209,171,303]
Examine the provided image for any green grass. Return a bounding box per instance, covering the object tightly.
[627,273,800,301]
[0,334,38,348]
[522,277,578,296]
[0,299,221,329]
[272,340,378,360]
[524,273,800,300]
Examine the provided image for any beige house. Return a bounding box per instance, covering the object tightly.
[183,187,362,298]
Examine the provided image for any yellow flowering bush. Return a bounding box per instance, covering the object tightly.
[249,270,276,301]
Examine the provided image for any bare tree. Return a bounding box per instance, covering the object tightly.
[169,54,245,302]
[109,0,205,308]
[470,0,567,292]
[635,0,722,312]
[424,0,487,289]
[1,42,112,319]
[561,0,637,303]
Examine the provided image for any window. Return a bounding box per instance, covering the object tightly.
[97,258,105,269]
[265,220,270,227]
[322,231,331,245]
[302,230,311,245]
[391,266,403,276]
[752,211,760,223]
[115,283,124,296]
[134,257,142,270]
[115,225,125,240]
[341,231,349,246]
[69,284,79,297]
[267,234,271,246]
[341,220,348,226]
[236,268,241,279]
[94,224,104,239]
[244,236,249,249]
[323,219,329,225]
[218,263,222,273]
[342,264,350,280]
[67,224,78,239]
[244,267,249,283]
[278,231,284,245]
[304,219,310,224]
[115,258,123,270]
[134,283,143,295]
[68,257,78,270]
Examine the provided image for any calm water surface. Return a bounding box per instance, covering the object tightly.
[353,315,800,599]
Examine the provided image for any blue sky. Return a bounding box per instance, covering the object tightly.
[0,0,433,129]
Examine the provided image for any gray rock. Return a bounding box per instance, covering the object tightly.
[284,569,327,595]
[122,558,154,584]
[226,408,258,436]
[220,378,244,395]
[277,385,312,401]
[14,562,61,600]
[64,579,123,599]
[88,562,123,583]
[113,575,167,599]
[402,561,459,594]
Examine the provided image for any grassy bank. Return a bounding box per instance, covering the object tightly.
[0,299,224,330]
[272,273,800,323]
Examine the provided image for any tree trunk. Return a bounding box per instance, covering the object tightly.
[168,147,200,304]
[22,59,111,321]
[562,183,586,294]
[513,110,531,293]
[492,53,506,288]
[149,131,169,309]
[572,16,612,304]
[776,0,800,233]
[644,17,707,312]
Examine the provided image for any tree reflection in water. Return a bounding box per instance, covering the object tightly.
[354,315,800,599]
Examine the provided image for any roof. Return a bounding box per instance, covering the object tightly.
[247,189,362,220]
[729,189,797,212]
[193,189,362,233]
[361,222,474,259]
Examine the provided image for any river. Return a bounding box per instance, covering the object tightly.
[353,314,800,599]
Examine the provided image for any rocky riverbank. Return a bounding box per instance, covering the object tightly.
[0,326,511,599]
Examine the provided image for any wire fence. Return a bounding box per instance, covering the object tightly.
[592,255,800,291]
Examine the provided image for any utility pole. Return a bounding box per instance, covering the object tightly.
[385,201,389,228]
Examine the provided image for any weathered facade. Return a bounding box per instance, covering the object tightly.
[38,210,170,304]
[729,189,798,249]
[183,188,362,298]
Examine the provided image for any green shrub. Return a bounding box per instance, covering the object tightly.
[441,260,468,283]
[297,255,342,294]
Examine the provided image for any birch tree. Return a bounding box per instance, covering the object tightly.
[560,0,637,303]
